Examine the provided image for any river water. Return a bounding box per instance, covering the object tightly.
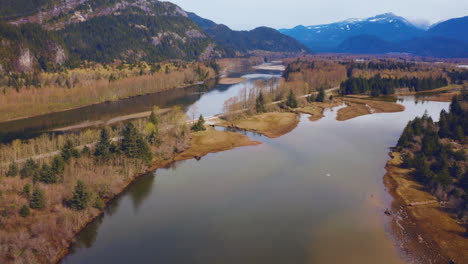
[59,80,449,264]
[0,70,281,143]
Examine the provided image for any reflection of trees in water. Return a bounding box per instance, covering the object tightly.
[68,214,104,253]
[128,173,156,214]
[0,80,217,143]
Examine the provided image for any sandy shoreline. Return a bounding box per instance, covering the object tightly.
[383,152,468,263]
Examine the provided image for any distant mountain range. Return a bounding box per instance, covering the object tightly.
[188,12,309,56]
[280,13,468,58]
[0,0,307,73]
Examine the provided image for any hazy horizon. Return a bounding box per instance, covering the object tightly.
[171,0,468,30]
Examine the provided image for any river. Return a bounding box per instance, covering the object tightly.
[59,79,449,264]
[0,69,281,143]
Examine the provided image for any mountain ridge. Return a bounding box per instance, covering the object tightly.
[280,13,468,58]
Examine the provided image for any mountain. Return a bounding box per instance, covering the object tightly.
[0,0,308,73]
[282,13,468,58]
[337,34,396,54]
[280,13,424,52]
[427,16,468,43]
[337,35,468,58]
[188,12,310,55]
[0,0,225,72]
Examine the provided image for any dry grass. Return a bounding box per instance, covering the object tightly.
[0,63,214,122]
[337,97,405,121]
[384,152,468,263]
[175,128,260,161]
[0,108,192,264]
[218,112,299,138]
[295,100,343,121]
[218,78,246,85]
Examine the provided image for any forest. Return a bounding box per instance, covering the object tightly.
[397,91,467,219]
[340,75,449,96]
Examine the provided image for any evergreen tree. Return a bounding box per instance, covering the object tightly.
[121,123,153,162]
[20,205,30,217]
[255,92,266,113]
[94,128,112,159]
[316,88,325,102]
[51,156,66,175]
[39,164,58,184]
[286,89,298,108]
[6,161,18,177]
[191,115,207,132]
[67,180,92,211]
[121,123,140,158]
[30,186,46,209]
[21,184,31,199]
[61,139,80,161]
[20,159,39,179]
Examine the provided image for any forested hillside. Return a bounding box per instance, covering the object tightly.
[188,12,309,55]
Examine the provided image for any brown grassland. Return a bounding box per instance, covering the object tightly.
[217,112,299,138]
[337,97,405,121]
[0,62,215,122]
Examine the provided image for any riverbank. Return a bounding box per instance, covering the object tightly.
[337,97,405,121]
[0,63,215,123]
[216,112,300,138]
[174,128,261,161]
[384,152,468,263]
[218,77,247,85]
[294,101,344,121]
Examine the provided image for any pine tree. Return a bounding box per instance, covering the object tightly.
[121,123,153,162]
[39,164,58,184]
[51,156,66,175]
[94,128,112,159]
[191,115,207,132]
[316,88,325,102]
[61,139,80,161]
[255,92,266,113]
[121,123,140,158]
[67,180,92,211]
[6,161,18,177]
[22,184,31,199]
[20,205,30,217]
[20,159,39,179]
[30,186,46,209]
[286,90,298,108]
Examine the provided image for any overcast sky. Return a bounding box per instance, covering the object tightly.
[170,0,468,30]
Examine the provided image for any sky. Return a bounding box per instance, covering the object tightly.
[170,0,468,30]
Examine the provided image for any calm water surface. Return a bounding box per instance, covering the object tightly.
[0,70,280,143]
[61,96,449,264]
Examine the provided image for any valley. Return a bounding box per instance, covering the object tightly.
[0,1,467,264]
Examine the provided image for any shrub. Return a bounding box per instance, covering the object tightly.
[20,205,30,217]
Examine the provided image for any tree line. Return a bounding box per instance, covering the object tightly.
[5,109,161,215]
[396,91,467,221]
[340,75,448,96]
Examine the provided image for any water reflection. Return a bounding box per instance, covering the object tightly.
[60,95,450,264]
